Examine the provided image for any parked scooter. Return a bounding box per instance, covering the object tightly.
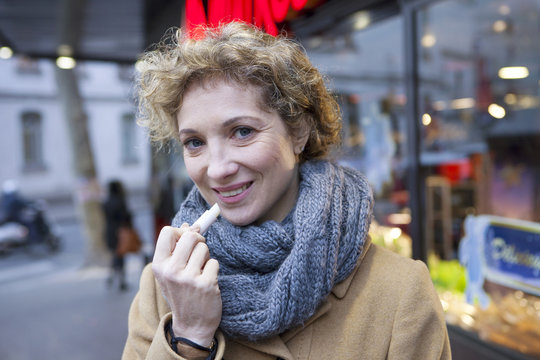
[0,180,61,255]
[0,199,61,255]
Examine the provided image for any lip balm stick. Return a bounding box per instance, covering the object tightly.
[192,203,221,234]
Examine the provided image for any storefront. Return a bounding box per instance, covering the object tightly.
[179,0,540,358]
[287,0,540,358]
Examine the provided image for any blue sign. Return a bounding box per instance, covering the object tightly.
[460,215,540,307]
[484,224,540,280]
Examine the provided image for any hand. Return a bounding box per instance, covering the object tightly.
[152,224,222,347]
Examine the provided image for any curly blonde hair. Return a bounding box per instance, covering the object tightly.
[136,22,341,161]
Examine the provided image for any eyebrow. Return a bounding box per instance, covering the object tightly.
[178,116,262,137]
[178,128,198,137]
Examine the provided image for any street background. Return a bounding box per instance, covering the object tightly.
[0,219,147,360]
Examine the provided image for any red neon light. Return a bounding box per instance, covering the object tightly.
[186,0,207,38]
[231,0,252,22]
[271,0,290,23]
[185,0,317,37]
[254,0,278,35]
[291,0,308,11]
[210,0,237,27]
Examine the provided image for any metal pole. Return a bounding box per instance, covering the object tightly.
[401,0,427,262]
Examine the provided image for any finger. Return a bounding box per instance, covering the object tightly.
[170,230,205,268]
[153,226,184,263]
[185,242,211,273]
[189,223,201,233]
[178,223,192,241]
[201,258,220,285]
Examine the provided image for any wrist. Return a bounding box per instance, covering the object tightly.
[166,320,217,360]
[172,320,215,348]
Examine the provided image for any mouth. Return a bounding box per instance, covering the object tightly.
[219,183,250,197]
[213,182,253,202]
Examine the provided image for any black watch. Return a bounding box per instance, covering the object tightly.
[165,320,218,359]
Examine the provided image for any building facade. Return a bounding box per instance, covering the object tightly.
[0,56,152,230]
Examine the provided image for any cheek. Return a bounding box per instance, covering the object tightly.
[184,157,203,184]
[247,143,294,172]
[271,137,297,167]
[254,134,296,165]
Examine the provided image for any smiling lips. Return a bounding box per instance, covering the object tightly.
[214,182,253,202]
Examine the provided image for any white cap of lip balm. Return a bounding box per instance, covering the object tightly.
[192,203,221,234]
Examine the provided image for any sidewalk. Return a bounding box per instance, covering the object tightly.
[0,222,147,360]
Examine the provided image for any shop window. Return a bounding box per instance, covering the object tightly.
[121,113,139,164]
[417,0,540,357]
[304,11,411,258]
[21,111,46,172]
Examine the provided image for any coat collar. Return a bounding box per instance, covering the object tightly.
[332,236,371,299]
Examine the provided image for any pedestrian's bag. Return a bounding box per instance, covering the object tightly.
[116,226,142,255]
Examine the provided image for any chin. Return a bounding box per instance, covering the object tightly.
[221,209,258,227]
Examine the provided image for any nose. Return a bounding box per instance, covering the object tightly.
[206,144,239,180]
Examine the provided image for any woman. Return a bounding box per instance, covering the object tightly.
[103,180,131,291]
[124,22,451,359]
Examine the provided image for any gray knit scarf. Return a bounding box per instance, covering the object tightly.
[172,160,373,341]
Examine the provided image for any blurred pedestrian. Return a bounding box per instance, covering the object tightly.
[103,180,131,291]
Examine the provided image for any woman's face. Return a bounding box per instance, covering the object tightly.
[177,81,305,226]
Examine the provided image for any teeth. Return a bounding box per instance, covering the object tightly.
[220,184,249,197]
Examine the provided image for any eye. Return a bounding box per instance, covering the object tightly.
[183,138,204,151]
[233,127,253,139]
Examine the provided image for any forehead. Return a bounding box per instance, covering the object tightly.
[177,80,271,122]
[186,77,269,105]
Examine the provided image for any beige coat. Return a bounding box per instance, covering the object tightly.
[123,241,451,359]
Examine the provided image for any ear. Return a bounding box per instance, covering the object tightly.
[293,122,310,155]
